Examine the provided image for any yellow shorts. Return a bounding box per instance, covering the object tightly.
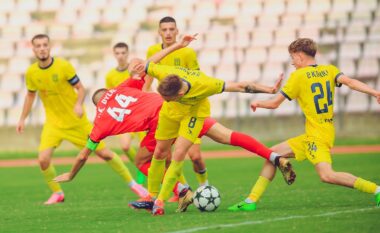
[155,112,205,143]
[287,134,332,165]
[39,120,106,152]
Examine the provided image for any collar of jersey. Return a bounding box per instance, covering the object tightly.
[39,57,54,70]
[308,64,318,67]
[182,79,191,95]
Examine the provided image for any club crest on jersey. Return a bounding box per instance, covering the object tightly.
[52,74,58,82]
[174,58,180,66]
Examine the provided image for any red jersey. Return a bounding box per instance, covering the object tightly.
[89,79,163,142]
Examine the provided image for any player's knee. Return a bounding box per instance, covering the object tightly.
[154,147,169,159]
[121,144,131,152]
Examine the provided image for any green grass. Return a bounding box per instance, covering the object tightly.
[1,153,379,233]
[1,136,379,160]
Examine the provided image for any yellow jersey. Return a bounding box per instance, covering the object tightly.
[25,57,88,129]
[281,64,343,146]
[105,67,130,89]
[146,62,225,117]
[146,43,199,70]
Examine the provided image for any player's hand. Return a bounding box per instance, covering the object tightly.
[179,33,198,48]
[376,92,380,104]
[250,101,259,112]
[54,173,73,183]
[16,120,25,134]
[270,73,284,94]
[129,58,146,76]
[74,104,84,118]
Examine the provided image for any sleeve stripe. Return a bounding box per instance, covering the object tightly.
[27,89,37,92]
[221,82,226,93]
[334,72,344,87]
[280,90,292,101]
[68,75,80,85]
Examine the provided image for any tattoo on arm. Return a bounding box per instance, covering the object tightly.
[245,85,264,93]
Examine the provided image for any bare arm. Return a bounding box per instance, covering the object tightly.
[224,73,283,94]
[338,75,380,103]
[72,81,86,117]
[54,147,92,182]
[250,94,286,111]
[142,75,154,92]
[16,91,36,134]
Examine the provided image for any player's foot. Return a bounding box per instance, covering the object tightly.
[152,200,165,216]
[44,192,65,205]
[375,192,380,207]
[276,157,296,185]
[128,196,154,210]
[176,187,193,212]
[168,194,179,203]
[228,201,256,212]
[130,183,149,198]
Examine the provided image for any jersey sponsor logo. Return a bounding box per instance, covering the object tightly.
[52,74,59,82]
[174,58,180,66]
[101,89,116,105]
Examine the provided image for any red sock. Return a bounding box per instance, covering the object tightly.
[230,132,272,160]
[173,182,179,196]
[138,162,151,176]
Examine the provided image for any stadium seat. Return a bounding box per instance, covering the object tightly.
[286,0,308,14]
[209,95,223,118]
[0,0,15,13]
[217,0,240,18]
[85,0,108,10]
[224,94,239,118]
[356,58,379,80]
[267,46,290,63]
[0,109,5,126]
[355,0,378,11]
[363,42,380,58]
[1,73,23,92]
[331,0,354,13]
[231,28,251,48]
[134,30,157,52]
[273,99,297,116]
[0,40,15,59]
[368,22,380,41]
[338,59,356,77]
[1,25,23,40]
[240,1,262,17]
[6,106,22,126]
[0,92,14,109]
[262,62,284,84]
[238,62,261,82]
[40,0,61,11]
[56,8,78,25]
[309,0,331,13]
[215,63,237,82]
[281,14,303,29]
[251,29,273,47]
[204,28,229,50]
[8,58,30,74]
[78,8,101,25]
[298,27,320,41]
[304,13,326,28]
[339,43,361,60]
[16,0,38,12]
[257,14,279,29]
[198,49,220,66]
[193,1,217,20]
[102,7,125,24]
[220,48,244,64]
[24,24,47,40]
[62,0,85,11]
[263,0,285,16]
[248,94,272,116]
[72,23,94,39]
[345,91,370,112]
[244,47,267,65]
[327,11,350,27]
[350,10,373,26]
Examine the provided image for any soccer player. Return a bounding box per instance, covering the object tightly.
[105,42,146,184]
[128,37,295,216]
[54,36,295,213]
[16,34,147,205]
[229,38,380,212]
[146,16,208,194]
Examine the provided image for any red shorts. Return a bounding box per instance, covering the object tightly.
[139,117,217,152]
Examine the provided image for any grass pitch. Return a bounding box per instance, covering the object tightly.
[1,153,379,233]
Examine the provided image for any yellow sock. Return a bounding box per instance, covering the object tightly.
[195,169,208,186]
[158,160,184,201]
[148,157,166,198]
[125,146,137,163]
[41,165,62,193]
[248,176,270,202]
[107,153,133,183]
[178,171,188,185]
[354,177,377,194]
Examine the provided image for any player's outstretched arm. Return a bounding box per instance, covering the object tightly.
[54,147,92,183]
[73,81,86,118]
[224,73,283,94]
[250,94,286,112]
[16,91,36,134]
[337,75,380,104]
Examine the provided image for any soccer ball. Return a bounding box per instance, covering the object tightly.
[193,185,221,212]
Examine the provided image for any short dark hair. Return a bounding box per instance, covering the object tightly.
[92,88,108,105]
[159,16,176,25]
[157,75,182,97]
[31,34,50,44]
[113,42,129,51]
[288,38,317,57]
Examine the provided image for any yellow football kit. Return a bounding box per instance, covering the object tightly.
[280,64,343,164]
[105,67,130,89]
[25,57,105,151]
[146,62,225,142]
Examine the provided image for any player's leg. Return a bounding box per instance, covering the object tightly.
[94,147,148,198]
[39,125,65,205]
[120,133,146,185]
[204,120,296,184]
[228,137,298,211]
[188,142,209,187]
[153,116,205,215]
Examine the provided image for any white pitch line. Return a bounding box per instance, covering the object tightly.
[166,207,378,233]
